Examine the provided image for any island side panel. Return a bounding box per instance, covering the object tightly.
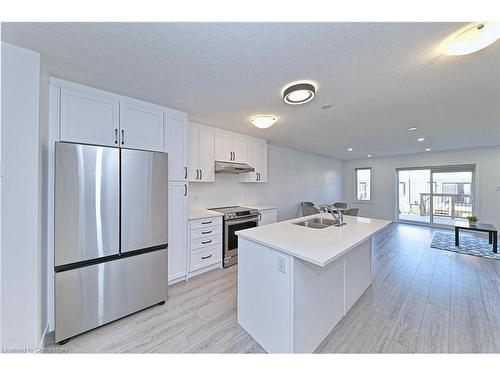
[293,256,345,353]
[237,237,294,353]
[344,237,372,313]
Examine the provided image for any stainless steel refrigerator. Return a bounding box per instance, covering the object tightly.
[54,142,168,344]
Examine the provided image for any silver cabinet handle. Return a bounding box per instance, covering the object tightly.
[184,166,187,179]
[202,221,212,225]
[232,151,235,161]
[200,169,203,180]
[121,129,125,145]
[201,254,212,260]
[114,129,118,144]
[184,184,187,196]
[201,230,212,235]
[201,240,212,245]
[196,169,199,180]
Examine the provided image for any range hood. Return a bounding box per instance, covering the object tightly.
[215,161,255,174]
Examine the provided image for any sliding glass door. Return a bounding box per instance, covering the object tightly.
[397,165,475,226]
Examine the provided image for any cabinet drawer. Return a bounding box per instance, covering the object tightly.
[189,246,221,272]
[190,235,221,251]
[190,216,222,230]
[190,225,221,240]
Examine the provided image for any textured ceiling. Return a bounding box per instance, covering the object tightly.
[2,22,499,160]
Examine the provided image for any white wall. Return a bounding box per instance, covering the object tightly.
[189,144,343,220]
[0,42,41,351]
[342,146,500,229]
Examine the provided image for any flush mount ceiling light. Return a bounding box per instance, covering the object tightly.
[348,148,353,151]
[283,82,317,105]
[443,22,500,56]
[417,138,425,142]
[250,115,278,129]
[425,148,431,152]
[408,127,418,131]
[367,154,372,158]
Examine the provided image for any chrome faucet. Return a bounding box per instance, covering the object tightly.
[319,204,345,226]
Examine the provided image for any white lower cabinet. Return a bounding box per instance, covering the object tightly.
[188,216,222,277]
[258,208,277,226]
[168,182,188,283]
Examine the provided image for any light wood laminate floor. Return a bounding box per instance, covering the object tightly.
[53,223,500,353]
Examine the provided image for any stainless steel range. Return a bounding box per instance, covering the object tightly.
[209,206,259,267]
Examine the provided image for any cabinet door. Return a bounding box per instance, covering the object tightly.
[214,131,233,162]
[242,139,258,182]
[119,102,164,152]
[232,135,248,163]
[60,87,119,147]
[168,182,188,282]
[187,124,199,181]
[165,114,187,181]
[259,209,277,226]
[198,125,215,182]
[256,141,268,183]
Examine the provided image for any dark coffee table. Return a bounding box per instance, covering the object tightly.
[454,222,498,253]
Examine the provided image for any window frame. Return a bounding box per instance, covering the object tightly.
[355,167,372,202]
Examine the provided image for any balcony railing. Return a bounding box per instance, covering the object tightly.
[419,193,472,219]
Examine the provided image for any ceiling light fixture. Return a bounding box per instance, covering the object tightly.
[417,138,425,142]
[283,82,316,105]
[348,148,353,151]
[250,115,278,129]
[367,154,372,158]
[442,22,500,56]
[408,127,418,131]
[425,148,431,151]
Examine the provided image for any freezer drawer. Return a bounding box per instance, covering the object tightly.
[121,148,168,253]
[55,249,167,343]
[55,142,120,267]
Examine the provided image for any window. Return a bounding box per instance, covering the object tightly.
[355,168,371,201]
[397,164,475,226]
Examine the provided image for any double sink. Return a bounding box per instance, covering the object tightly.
[293,217,340,229]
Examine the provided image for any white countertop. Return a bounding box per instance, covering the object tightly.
[236,213,392,267]
[188,210,224,220]
[245,205,277,211]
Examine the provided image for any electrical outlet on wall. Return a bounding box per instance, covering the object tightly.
[277,256,286,273]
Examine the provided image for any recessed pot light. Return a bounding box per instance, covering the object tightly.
[348,148,353,151]
[283,82,316,105]
[250,115,277,129]
[425,148,431,151]
[408,127,418,131]
[367,154,372,158]
[417,138,425,142]
[321,104,332,110]
[443,22,500,56]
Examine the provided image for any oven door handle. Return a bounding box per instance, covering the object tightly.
[225,217,259,226]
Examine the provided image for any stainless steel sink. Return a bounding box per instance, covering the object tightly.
[293,217,338,229]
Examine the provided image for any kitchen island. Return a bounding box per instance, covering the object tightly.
[236,213,391,353]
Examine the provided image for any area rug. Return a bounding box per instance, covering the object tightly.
[431,231,500,260]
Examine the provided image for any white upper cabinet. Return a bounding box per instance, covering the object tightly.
[241,138,268,183]
[165,111,188,181]
[214,131,233,162]
[119,101,164,152]
[55,79,187,155]
[60,87,119,147]
[232,135,248,163]
[214,130,248,163]
[188,122,215,182]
